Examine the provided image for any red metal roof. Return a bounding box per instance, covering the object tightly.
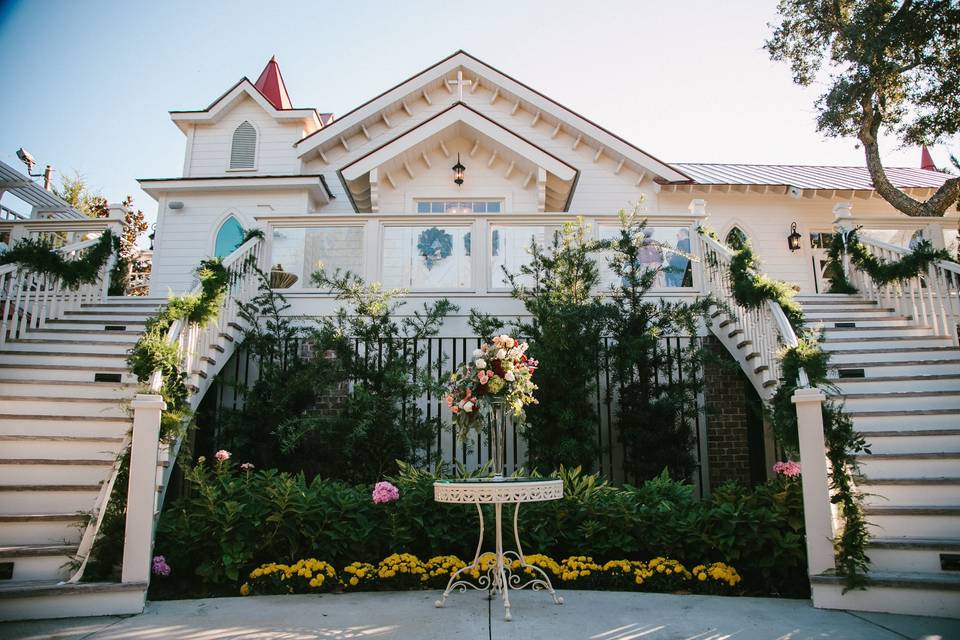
[254,56,292,110]
[667,163,951,190]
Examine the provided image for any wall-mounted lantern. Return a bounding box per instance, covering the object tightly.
[452,153,465,186]
[787,222,802,252]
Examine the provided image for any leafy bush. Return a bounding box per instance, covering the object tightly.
[153,461,807,599]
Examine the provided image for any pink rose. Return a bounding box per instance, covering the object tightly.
[240,462,255,472]
[215,450,231,462]
[372,481,400,504]
[152,555,171,577]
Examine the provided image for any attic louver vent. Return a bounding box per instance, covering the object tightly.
[230,121,257,169]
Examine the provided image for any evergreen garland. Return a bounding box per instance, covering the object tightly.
[728,244,806,333]
[0,230,117,289]
[826,228,952,293]
[720,235,871,590]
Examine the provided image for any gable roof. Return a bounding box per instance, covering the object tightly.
[254,56,292,110]
[666,163,952,191]
[294,50,689,183]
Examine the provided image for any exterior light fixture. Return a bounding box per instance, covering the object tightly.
[452,153,465,186]
[787,222,802,252]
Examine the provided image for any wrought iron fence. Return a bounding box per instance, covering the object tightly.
[208,333,706,490]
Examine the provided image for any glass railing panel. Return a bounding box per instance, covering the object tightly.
[381,225,472,290]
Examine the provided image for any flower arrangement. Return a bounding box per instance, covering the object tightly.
[240,553,741,596]
[445,334,539,437]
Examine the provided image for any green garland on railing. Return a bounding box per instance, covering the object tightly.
[826,228,952,293]
[728,244,806,333]
[705,227,871,590]
[127,258,231,441]
[0,230,117,289]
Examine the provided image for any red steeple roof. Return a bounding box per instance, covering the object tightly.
[254,56,292,110]
[921,145,937,171]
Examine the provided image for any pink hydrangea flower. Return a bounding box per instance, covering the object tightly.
[215,450,231,462]
[240,462,255,472]
[152,555,171,577]
[773,460,801,477]
[372,481,400,504]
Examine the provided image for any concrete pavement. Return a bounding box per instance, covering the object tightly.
[2,590,958,639]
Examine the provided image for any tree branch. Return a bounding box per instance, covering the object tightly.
[859,98,960,217]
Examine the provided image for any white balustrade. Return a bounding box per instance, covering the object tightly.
[697,231,809,398]
[839,231,960,346]
[0,231,118,347]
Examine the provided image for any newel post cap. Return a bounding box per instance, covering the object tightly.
[791,386,826,405]
[131,393,167,411]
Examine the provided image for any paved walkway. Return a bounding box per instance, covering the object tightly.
[2,590,958,640]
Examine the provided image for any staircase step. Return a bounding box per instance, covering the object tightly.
[831,360,960,377]
[1,339,133,355]
[21,328,142,342]
[810,570,960,617]
[0,434,126,458]
[822,336,955,351]
[857,452,960,479]
[803,316,911,327]
[42,319,147,330]
[866,507,960,538]
[829,348,960,364]
[859,477,960,506]
[0,484,102,514]
[859,429,960,454]
[849,409,960,432]
[0,544,76,582]
[0,459,114,484]
[832,374,960,393]
[0,398,128,419]
[0,363,135,383]
[821,326,938,338]
[0,351,128,368]
[868,537,960,573]
[0,580,148,621]
[0,379,137,399]
[842,390,960,411]
[0,513,86,546]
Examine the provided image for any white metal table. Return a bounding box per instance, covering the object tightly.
[433,478,564,621]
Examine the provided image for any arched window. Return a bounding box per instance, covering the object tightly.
[230,121,257,169]
[725,226,748,251]
[214,216,244,258]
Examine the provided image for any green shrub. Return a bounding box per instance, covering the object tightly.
[153,462,807,599]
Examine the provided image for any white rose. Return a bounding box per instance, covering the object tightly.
[475,358,487,369]
[496,349,507,359]
[473,348,484,358]
[504,370,515,382]
[463,401,474,412]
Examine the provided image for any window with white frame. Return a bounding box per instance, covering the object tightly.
[415,200,502,214]
[230,121,257,169]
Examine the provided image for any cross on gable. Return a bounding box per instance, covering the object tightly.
[446,70,473,101]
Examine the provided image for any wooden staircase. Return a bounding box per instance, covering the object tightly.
[0,298,164,619]
[797,294,960,617]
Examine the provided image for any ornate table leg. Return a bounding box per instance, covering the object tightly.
[508,502,563,605]
[435,501,487,608]
[495,502,512,621]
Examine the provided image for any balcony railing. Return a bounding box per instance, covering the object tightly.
[257,212,702,295]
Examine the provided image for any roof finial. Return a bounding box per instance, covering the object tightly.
[921,145,936,171]
[254,55,292,110]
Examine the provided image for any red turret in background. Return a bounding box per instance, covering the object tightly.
[254,56,292,110]
[920,145,937,171]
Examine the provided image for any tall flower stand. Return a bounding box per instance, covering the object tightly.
[433,478,564,621]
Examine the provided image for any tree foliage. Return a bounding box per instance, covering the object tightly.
[766,0,960,216]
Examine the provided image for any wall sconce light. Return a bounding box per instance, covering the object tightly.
[787,222,802,252]
[452,153,465,186]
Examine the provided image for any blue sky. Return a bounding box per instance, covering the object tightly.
[0,0,955,226]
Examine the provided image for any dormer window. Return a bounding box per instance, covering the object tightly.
[230,121,257,169]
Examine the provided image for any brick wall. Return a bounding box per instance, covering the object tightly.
[299,338,349,416]
[703,335,753,488]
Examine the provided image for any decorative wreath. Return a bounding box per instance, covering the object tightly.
[417,227,453,270]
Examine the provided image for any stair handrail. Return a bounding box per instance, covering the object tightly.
[839,231,960,346]
[0,232,118,346]
[698,231,810,395]
[68,235,265,585]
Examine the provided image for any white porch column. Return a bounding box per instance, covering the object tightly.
[792,386,836,576]
[121,394,166,584]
